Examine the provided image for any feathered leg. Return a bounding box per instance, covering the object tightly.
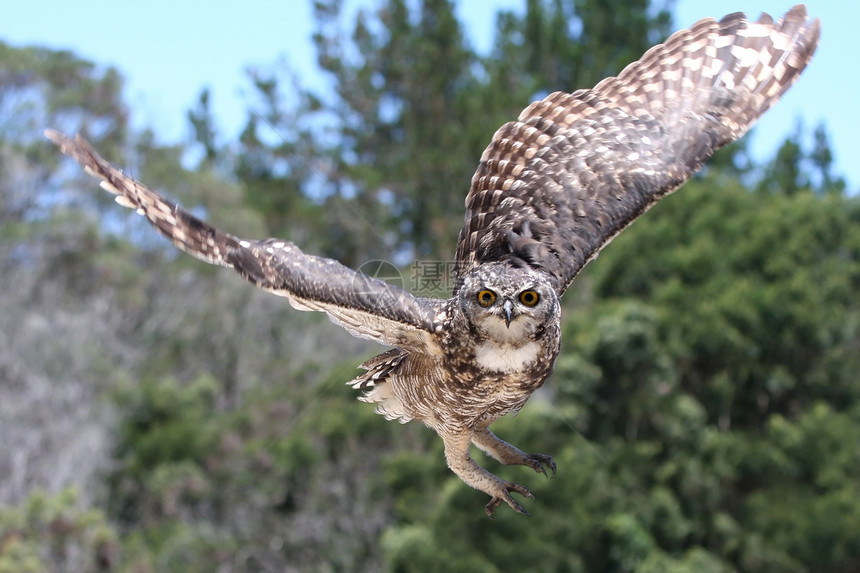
[472,425,557,478]
[440,429,534,517]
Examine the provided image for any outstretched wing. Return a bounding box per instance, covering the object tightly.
[453,5,819,295]
[46,131,442,352]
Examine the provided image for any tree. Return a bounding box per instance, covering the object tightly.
[0,41,134,510]
[233,0,673,265]
[757,123,847,196]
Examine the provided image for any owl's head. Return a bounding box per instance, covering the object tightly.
[456,263,559,342]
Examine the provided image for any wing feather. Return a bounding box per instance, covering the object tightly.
[453,5,819,295]
[46,130,441,352]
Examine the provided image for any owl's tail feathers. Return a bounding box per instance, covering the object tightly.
[349,348,407,390]
[348,349,412,423]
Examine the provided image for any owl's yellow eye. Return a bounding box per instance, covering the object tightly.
[477,290,496,307]
[519,290,540,307]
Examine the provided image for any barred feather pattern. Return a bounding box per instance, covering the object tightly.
[44,130,442,352]
[454,5,820,295]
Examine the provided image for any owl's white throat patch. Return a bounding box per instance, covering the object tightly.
[474,340,541,373]
[478,313,535,342]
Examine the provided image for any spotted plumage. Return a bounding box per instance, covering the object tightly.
[46,5,819,516]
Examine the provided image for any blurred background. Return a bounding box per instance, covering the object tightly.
[1,1,858,571]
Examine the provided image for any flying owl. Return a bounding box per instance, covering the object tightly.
[47,5,819,517]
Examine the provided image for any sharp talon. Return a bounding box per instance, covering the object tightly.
[485,498,501,518]
[527,453,557,478]
[548,458,557,478]
[510,485,533,501]
[485,481,535,517]
[505,494,531,516]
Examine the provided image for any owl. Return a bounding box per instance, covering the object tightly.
[47,5,819,516]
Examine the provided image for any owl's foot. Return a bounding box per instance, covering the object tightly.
[472,426,557,478]
[523,452,557,478]
[442,431,540,517]
[484,481,535,518]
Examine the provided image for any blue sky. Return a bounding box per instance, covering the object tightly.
[1,1,856,191]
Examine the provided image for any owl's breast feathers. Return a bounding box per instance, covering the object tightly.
[349,301,560,427]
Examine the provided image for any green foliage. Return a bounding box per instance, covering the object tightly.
[0,40,128,242]
[112,376,219,478]
[187,88,219,169]
[518,0,673,91]
[594,175,860,424]
[108,375,220,529]
[0,41,126,146]
[758,123,847,195]
[95,358,410,570]
[0,489,119,572]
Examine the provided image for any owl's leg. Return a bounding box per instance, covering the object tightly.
[440,429,534,517]
[472,425,557,478]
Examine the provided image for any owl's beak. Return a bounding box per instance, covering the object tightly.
[503,299,513,328]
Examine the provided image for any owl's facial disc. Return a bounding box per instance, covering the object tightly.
[459,263,558,341]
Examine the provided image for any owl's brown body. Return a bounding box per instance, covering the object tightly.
[47,6,819,516]
[347,265,563,514]
[355,265,561,425]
